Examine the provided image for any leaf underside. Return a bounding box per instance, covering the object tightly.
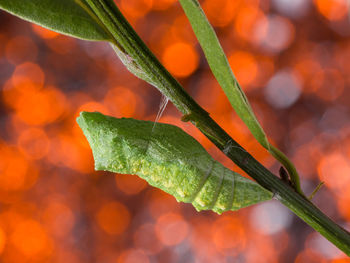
[0,0,110,41]
[77,111,272,214]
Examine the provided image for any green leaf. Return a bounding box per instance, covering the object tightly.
[179,0,304,195]
[179,0,269,149]
[0,0,111,41]
[77,111,272,214]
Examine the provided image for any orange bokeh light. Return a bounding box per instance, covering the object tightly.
[45,35,77,55]
[0,144,29,192]
[120,0,153,20]
[11,62,45,87]
[152,0,176,10]
[155,212,189,246]
[171,16,198,46]
[295,249,328,263]
[117,248,150,263]
[115,173,148,195]
[294,58,322,94]
[234,5,266,44]
[77,101,110,117]
[5,36,37,65]
[147,190,180,219]
[0,227,6,255]
[31,24,59,39]
[336,181,350,221]
[310,69,344,101]
[47,133,94,173]
[11,219,52,259]
[18,127,50,160]
[42,201,75,238]
[3,83,67,126]
[332,258,350,263]
[203,0,242,27]
[133,223,163,255]
[96,201,130,235]
[104,86,142,118]
[162,42,199,78]
[229,51,258,88]
[317,152,350,192]
[315,0,348,21]
[190,217,218,258]
[212,215,246,255]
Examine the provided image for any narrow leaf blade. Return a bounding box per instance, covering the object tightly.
[77,111,272,214]
[179,0,269,149]
[0,0,111,41]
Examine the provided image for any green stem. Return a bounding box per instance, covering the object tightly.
[84,0,350,255]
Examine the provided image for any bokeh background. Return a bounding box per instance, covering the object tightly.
[0,0,350,262]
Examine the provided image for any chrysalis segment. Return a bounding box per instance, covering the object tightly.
[173,156,213,202]
[213,168,234,214]
[187,159,214,204]
[77,111,273,214]
[192,162,225,211]
[231,176,269,210]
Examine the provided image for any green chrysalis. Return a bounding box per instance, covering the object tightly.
[77,111,272,214]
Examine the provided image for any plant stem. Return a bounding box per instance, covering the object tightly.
[85,0,350,255]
